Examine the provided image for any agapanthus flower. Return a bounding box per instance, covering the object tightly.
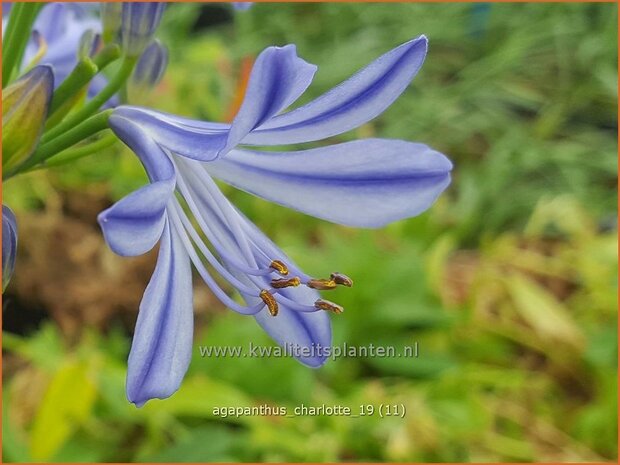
[21,3,108,99]
[2,206,18,293]
[98,36,452,406]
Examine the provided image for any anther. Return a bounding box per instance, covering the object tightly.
[331,272,353,287]
[260,290,279,316]
[271,277,301,289]
[307,278,337,290]
[270,260,289,276]
[314,299,344,314]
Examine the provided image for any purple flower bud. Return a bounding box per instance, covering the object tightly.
[132,39,168,88]
[121,2,166,57]
[2,206,18,293]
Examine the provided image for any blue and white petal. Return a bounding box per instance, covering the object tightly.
[207,138,452,227]
[126,220,194,407]
[112,44,316,161]
[220,44,317,157]
[243,35,428,145]
[98,114,176,256]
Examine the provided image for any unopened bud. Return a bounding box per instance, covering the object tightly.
[78,29,102,60]
[120,2,166,57]
[2,66,53,171]
[100,3,123,44]
[131,39,168,91]
[2,206,18,293]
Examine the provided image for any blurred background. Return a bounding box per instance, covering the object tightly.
[2,2,618,462]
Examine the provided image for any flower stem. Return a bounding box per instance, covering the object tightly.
[92,43,122,70]
[46,44,122,126]
[1,3,25,83]
[48,59,99,116]
[30,131,118,171]
[41,55,137,144]
[2,3,43,87]
[6,110,112,179]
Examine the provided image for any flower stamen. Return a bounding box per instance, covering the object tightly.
[270,259,289,276]
[307,278,337,290]
[314,299,344,314]
[271,277,301,289]
[331,272,353,287]
[260,289,279,316]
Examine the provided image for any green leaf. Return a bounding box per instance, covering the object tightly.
[505,273,584,349]
[30,359,98,461]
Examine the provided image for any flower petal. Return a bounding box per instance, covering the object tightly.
[207,138,452,227]
[126,221,194,407]
[111,43,316,161]
[111,106,231,162]
[99,114,176,256]
[243,35,428,145]
[221,44,317,156]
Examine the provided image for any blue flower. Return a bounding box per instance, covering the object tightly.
[2,206,18,293]
[98,36,452,406]
[21,3,109,100]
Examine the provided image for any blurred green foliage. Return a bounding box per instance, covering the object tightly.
[3,3,617,462]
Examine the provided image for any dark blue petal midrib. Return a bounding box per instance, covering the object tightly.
[133,222,177,398]
[221,157,450,185]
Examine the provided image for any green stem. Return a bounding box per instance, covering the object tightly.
[36,131,118,170]
[2,3,42,87]
[1,3,25,85]
[92,43,122,70]
[48,60,99,115]
[42,55,137,144]
[46,44,122,125]
[6,110,112,179]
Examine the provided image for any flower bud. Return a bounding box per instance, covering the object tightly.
[100,3,123,44]
[77,29,102,61]
[2,206,18,293]
[121,2,166,57]
[2,65,53,171]
[132,39,168,89]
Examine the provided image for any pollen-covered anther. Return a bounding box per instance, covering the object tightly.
[271,277,301,289]
[314,299,344,314]
[270,260,289,276]
[307,278,337,290]
[331,272,353,287]
[260,290,279,316]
